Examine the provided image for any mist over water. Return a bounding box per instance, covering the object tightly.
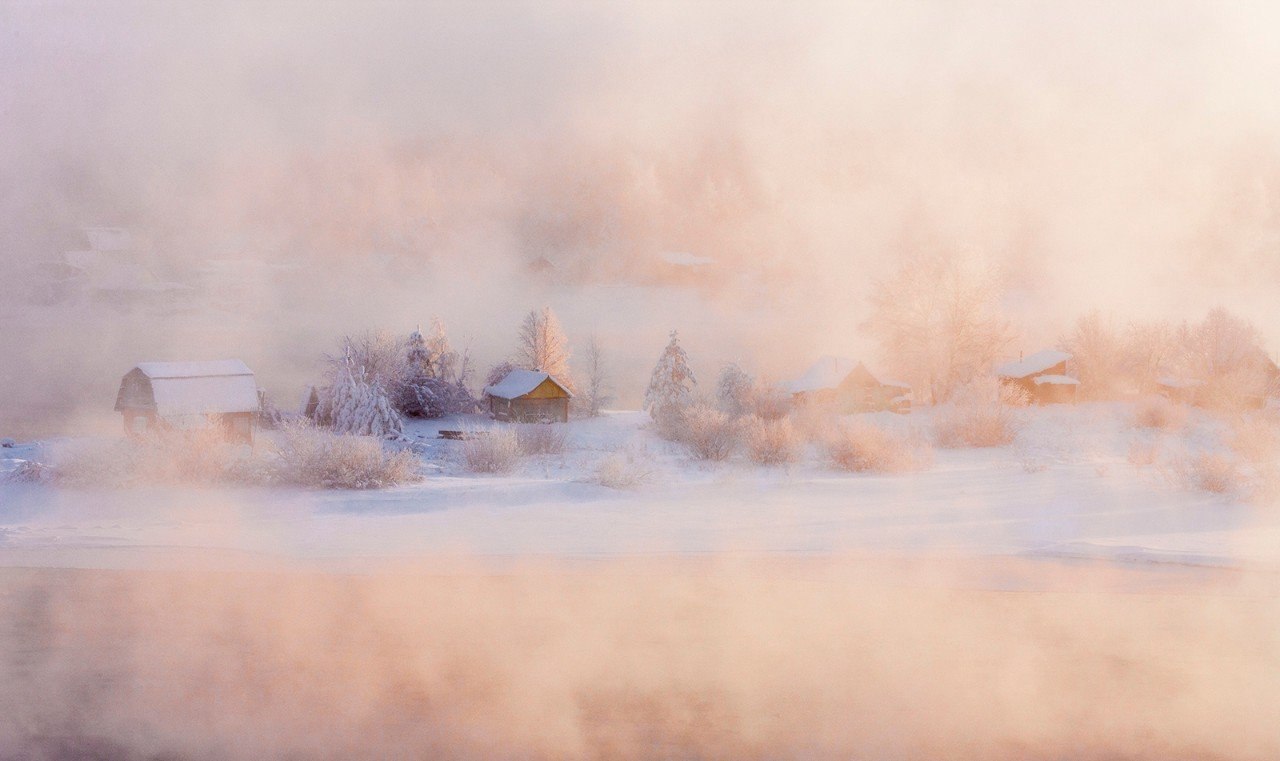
[3,1,1280,434]
[1,560,1277,760]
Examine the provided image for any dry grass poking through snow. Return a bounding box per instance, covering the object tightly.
[515,424,569,456]
[592,447,654,489]
[49,426,421,490]
[460,428,521,474]
[270,426,420,489]
[743,416,801,466]
[681,406,740,461]
[825,420,933,473]
[1132,396,1188,431]
[932,378,1024,448]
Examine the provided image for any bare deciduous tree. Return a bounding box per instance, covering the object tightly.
[581,334,612,417]
[516,306,574,389]
[1060,311,1126,400]
[865,253,1013,404]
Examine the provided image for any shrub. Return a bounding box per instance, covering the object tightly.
[744,416,801,465]
[932,378,1023,448]
[825,421,932,473]
[1127,439,1160,468]
[460,428,520,474]
[51,428,248,488]
[681,406,740,461]
[1132,396,1187,432]
[1169,452,1244,494]
[2,460,51,484]
[271,426,420,489]
[593,448,654,489]
[1227,412,1280,465]
[515,424,568,456]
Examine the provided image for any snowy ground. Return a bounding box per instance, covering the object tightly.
[2,403,1278,573]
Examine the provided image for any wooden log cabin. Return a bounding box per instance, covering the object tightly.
[996,350,1079,404]
[113,359,260,443]
[483,369,572,423]
[788,356,912,413]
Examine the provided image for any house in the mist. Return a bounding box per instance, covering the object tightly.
[1157,351,1280,409]
[113,360,260,443]
[996,349,1079,404]
[483,369,572,423]
[787,357,912,413]
[1155,377,1203,406]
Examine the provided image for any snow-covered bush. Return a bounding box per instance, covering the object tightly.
[2,460,51,484]
[932,378,1024,448]
[749,385,792,421]
[644,330,697,439]
[680,406,740,461]
[744,416,801,466]
[461,429,520,474]
[1132,396,1187,432]
[825,421,932,473]
[1168,452,1244,495]
[515,424,568,456]
[1127,438,1161,468]
[270,426,419,489]
[592,447,654,489]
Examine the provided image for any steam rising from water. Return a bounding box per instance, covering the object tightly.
[0,560,1275,759]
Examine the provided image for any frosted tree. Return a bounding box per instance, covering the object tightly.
[580,334,612,417]
[865,253,1013,404]
[400,323,477,417]
[715,363,753,417]
[1176,308,1271,407]
[644,330,696,434]
[1121,319,1178,394]
[516,306,573,387]
[424,316,457,381]
[317,349,403,437]
[1060,311,1125,400]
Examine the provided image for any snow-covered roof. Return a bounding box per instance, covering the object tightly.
[996,350,1072,379]
[788,356,860,394]
[1033,374,1080,386]
[136,360,253,379]
[659,251,716,267]
[483,369,573,399]
[788,357,904,394]
[84,227,133,252]
[122,360,258,417]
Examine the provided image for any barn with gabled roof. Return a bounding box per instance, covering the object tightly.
[483,369,572,423]
[114,360,260,443]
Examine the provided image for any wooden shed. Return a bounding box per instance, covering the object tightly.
[788,357,912,413]
[483,369,572,423]
[113,360,260,443]
[996,350,1079,404]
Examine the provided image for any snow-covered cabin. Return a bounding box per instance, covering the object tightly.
[483,369,572,423]
[996,350,1079,404]
[788,357,912,413]
[114,360,260,443]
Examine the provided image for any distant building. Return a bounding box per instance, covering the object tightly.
[996,350,1079,404]
[483,369,572,423]
[788,356,912,413]
[113,360,260,443]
